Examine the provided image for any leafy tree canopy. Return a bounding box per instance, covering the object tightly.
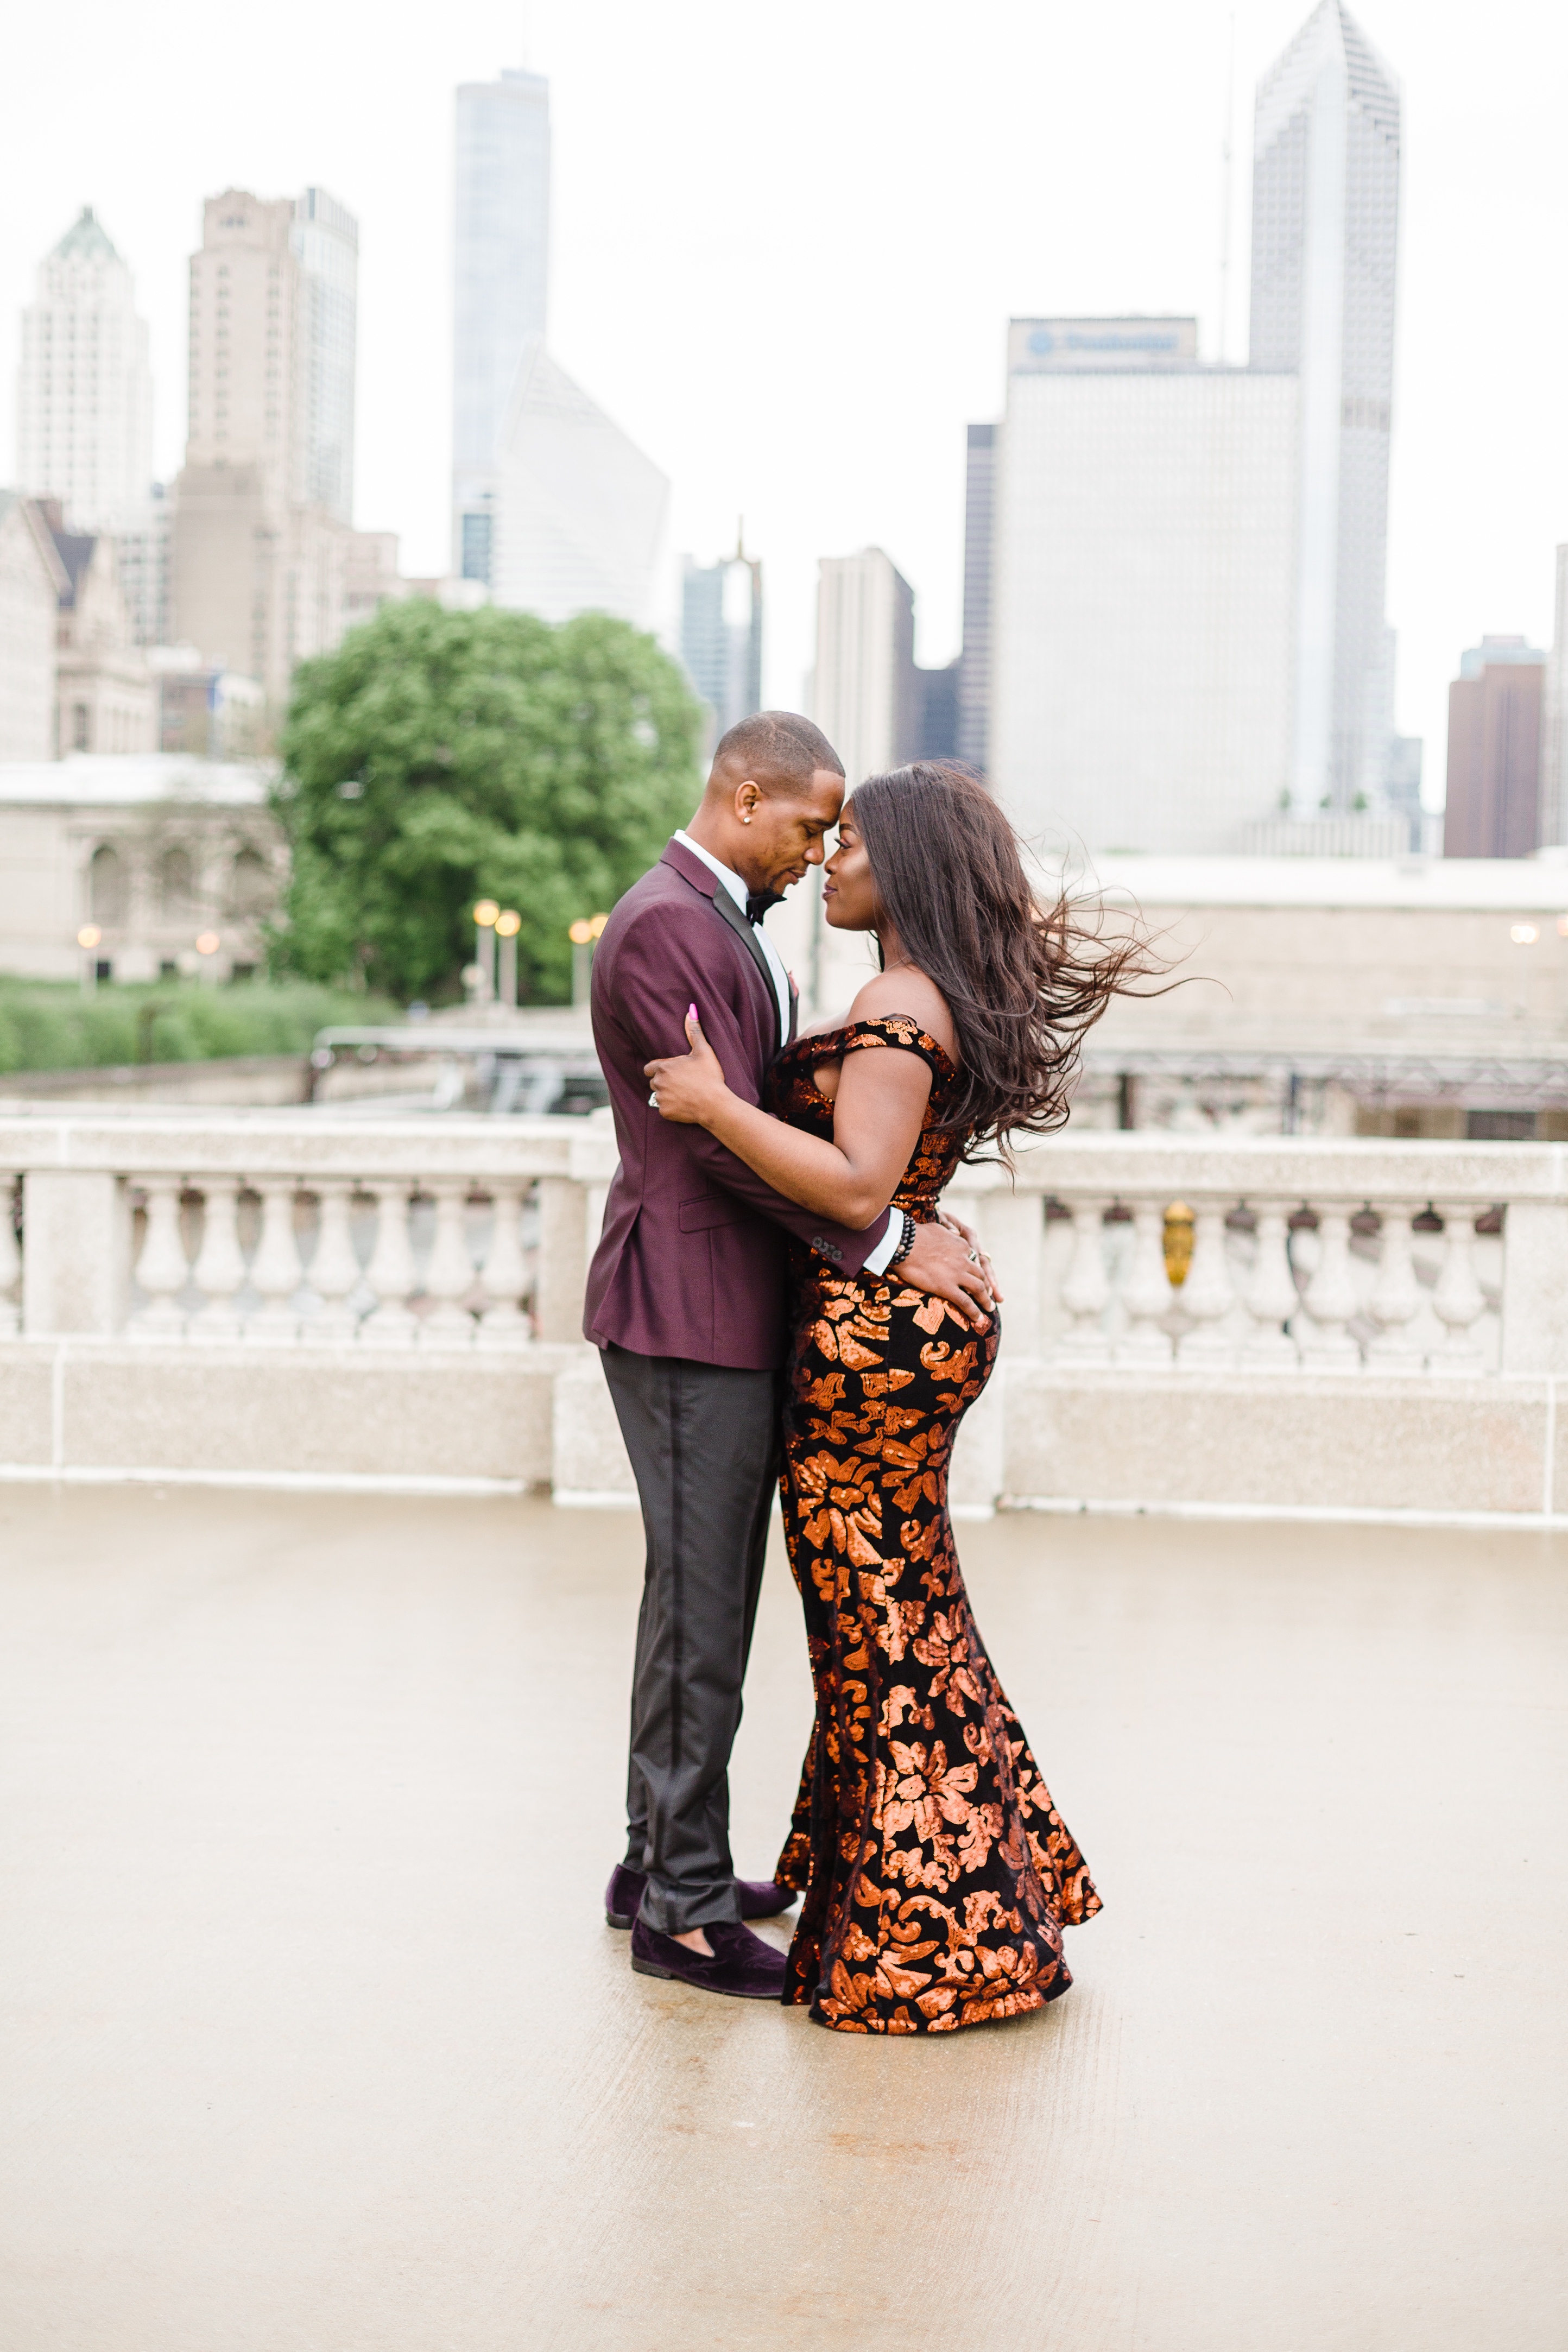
[268,601,705,1003]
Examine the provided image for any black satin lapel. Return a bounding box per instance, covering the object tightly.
[712,889,781,1053]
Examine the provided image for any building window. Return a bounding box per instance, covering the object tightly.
[229,845,272,917]
[88,843,128,926]
[72,703,90,751]
[158,845,195,918]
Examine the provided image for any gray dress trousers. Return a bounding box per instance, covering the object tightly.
[600,1342,782,1936]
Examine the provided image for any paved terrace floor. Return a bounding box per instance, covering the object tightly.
[1,1489,1563,2352]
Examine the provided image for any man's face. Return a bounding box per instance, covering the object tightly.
[737,770,845,895]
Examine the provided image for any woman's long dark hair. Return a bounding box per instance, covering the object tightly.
[851,762,1166,1160]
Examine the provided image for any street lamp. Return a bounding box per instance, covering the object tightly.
[494,908,522,1009]
[472,899,500,1002]
[77,924,102,996]
[568,912,609,1008]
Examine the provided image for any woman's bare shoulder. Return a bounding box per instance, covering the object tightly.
[846,968,958,1057]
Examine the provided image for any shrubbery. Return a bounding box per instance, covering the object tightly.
[0,979,397,1075]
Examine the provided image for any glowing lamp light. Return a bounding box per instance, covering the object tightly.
[195,931,221,956]
[494,909,521,938]
[1510,924,1540,945]
[77,925,102,950]
[568,919,595,945]
[473,900,500,927]
[589,912,609,939]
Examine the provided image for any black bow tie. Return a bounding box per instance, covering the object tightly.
[745,890,782,926]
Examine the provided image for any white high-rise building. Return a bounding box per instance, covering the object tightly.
[489,341,667,628]
[453,67,551,586]
[989,321,1299,855]
[292,187,359,524]
[812,549,918,787]
[16,207,153,533]
[1251,0,1401,810]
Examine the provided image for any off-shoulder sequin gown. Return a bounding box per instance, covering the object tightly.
[768,1016,1101,2034]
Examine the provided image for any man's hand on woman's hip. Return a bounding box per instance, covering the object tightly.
[895,1219,997,1330]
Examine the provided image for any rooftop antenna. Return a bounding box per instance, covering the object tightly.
[735,515,745,561]
[1217,11,1236,364]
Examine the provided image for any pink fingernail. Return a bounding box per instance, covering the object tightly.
[687,1002,697,1021]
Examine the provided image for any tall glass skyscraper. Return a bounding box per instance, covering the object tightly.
[680,539,763,744]
[453,67,551,585]
[292,187,358,524]
[1251,0,1401,811]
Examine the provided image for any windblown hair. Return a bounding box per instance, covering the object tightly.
[852,762,1167,1159]
[711,710,844,792]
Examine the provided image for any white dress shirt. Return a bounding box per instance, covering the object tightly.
[672,829,898,1274]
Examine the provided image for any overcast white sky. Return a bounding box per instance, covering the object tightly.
[4,0,1565,797]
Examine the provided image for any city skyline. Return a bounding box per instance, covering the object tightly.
[2,0,1566,798]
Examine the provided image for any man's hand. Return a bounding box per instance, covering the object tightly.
[896,1219,996,1331]
[937,1207,1003,1306]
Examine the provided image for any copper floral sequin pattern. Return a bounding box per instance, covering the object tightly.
[768,1017,1102,2034]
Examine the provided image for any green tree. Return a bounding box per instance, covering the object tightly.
[269,601,705,1003]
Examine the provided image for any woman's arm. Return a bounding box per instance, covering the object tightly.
[644,1000,932,1228]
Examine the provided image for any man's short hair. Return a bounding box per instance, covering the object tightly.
[710,710,845,794]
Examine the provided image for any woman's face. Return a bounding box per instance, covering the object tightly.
[821,803,880,932]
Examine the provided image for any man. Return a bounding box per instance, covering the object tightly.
[585,711,995,2000]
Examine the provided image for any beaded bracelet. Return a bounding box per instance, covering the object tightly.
[889,1209,916,1267]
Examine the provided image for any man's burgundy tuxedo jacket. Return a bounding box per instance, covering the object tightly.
[582,837,886,1368]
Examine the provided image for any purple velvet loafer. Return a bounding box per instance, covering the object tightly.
[629,1915,788,2001]
[604,1864,795,1929]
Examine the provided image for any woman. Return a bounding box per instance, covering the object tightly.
[644,762,1152,2034]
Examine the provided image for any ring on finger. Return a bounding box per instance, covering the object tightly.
[648,1091,659,1108]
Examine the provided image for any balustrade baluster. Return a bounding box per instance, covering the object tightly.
[0,1175,20,1337]
[477,1184,532,1344]
[361,1183,420,1344]
[130,1175,190,1337]
[1240,1204,1300,1367]
[1057,1196,1112,1361]
[245,1178,304,1343]
[420,1178,479,1343]
[1114,1202,1174,1365]
[1298,1205,1362,1368]
[1431,1202,1488,1372]
[305,1182,364,1343]
[1365,1201,1425,1371]
[1174,1202,1239,1367]
[189,1178,248,1339]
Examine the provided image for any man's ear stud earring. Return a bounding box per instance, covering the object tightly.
[743,813,753,823]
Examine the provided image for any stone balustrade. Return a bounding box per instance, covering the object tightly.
[3,1110,1567,1520]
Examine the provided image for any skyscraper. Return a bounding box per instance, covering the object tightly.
[1444,638,1545,859]
[292,188,358,523]
[453,68,551,586]
[680,538,763,744]
[957,424,995,776]
[16,207,154,534]
[171,187,364,705]
[1251,0,1401,811]
[813,549,918,786]
[989,320,1299,853]
[489,341,667,628]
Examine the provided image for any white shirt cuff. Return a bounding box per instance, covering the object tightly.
[862,1209,902,1276]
